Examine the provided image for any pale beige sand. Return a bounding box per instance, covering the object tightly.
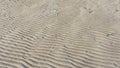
[0,0,120,68]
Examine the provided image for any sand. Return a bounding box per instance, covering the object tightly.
[0,0,120,68]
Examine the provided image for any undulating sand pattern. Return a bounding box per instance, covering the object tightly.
[0,0,120,68]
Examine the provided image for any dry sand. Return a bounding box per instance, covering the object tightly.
[0,0,120,68]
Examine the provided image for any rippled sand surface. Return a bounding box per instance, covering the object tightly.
[0,0,120,68]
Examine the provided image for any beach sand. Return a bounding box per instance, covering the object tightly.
[0,0,120,68]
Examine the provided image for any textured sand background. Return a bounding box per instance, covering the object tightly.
[0,0,120,68]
